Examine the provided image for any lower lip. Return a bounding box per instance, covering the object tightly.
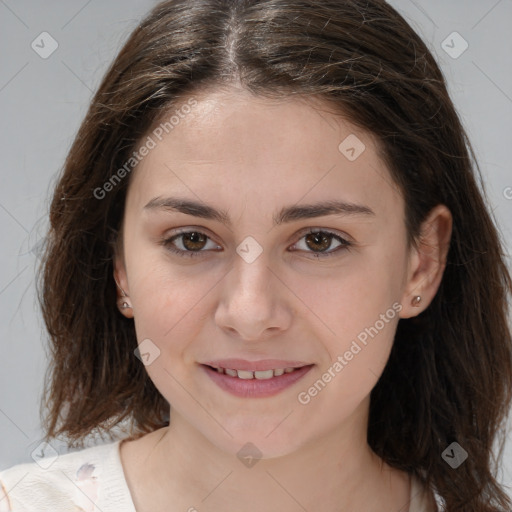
[201,364,314,398]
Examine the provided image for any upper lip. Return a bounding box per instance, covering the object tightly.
[202,359,311,372]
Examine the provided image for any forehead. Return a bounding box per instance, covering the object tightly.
[126,87,402,218]
[146,88,364,162]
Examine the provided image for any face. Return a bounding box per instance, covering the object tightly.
[115,87,416,458]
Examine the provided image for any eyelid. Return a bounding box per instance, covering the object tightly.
[164,227,222,252]
[161,225,353,259]
[288,227,352,256]
[164,225,353,244]
[294,226,354,243]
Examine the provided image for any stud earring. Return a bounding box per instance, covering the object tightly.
[411,295,422,307]
[114,275,132,310]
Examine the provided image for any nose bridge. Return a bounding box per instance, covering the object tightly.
[215,242,291,340]
[228,244,274,304]
[228,226,273,289]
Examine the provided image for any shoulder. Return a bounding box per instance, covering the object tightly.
[0,440,132,512]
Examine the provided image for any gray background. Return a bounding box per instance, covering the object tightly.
[0,0,511,500]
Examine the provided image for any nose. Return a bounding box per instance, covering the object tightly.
[214,251,293,342]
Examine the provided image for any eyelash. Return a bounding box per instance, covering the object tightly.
[161,228,352,259]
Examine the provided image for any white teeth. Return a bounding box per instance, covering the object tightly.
[236,370,254,380]
[254,369,275,380]
[214,366,300,379]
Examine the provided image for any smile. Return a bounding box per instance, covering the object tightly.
[201,362,314,398]
[209,366,298,379]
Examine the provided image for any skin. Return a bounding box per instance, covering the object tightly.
[114,86,452,512]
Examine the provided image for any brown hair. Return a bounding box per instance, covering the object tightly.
[39,1,512,510]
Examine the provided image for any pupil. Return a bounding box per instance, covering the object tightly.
[184,232,206,250]
[306,232,330,252]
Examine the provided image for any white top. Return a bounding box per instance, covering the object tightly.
[0,440,441,511]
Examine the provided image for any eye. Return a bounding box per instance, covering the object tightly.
[162,229,221,258]
[162,227,352,259]
[289,228,352,258]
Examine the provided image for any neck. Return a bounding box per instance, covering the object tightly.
[130,398,410,511]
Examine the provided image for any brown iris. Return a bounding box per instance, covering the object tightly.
[181,232,208,251]
[304,232,332,252]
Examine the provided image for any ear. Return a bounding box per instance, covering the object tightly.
[399,204,452,319]
[113,246,134,319]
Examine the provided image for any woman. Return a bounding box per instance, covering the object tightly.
[1,1,511,511]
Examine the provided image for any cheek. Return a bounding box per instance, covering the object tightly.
[296,314,399,424]
[130,267,205,348]
[127,267,208,405]
[297,245,405,399]
[125,248,226,382]
[125,234,207,327]
[301,246,405,344]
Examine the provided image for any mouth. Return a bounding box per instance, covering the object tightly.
[205,365,301,379]
[200,360,314,398]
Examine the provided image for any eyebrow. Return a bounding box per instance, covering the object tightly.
[143,196,375,227]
